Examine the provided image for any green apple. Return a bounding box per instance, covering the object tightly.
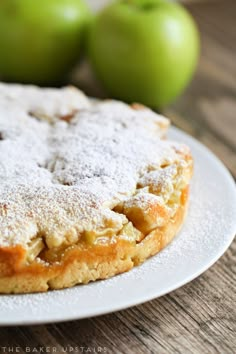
[88,0,200,108]
[0,0,91,85]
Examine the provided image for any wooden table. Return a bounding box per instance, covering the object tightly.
[0,1,235,353]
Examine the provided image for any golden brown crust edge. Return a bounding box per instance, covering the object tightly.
[0,187,189,294]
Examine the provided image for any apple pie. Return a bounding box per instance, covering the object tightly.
[0,83,193,293]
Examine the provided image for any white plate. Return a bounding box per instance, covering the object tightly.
[1,127,236,326]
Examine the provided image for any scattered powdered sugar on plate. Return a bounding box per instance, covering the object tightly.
[1,126,236,325]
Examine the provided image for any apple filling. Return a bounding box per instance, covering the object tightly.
[25,161,190,265]
[26,238,45,263]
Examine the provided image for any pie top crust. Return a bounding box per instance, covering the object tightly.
[0,83,191,257]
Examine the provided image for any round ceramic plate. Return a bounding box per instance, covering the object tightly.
[1,127,236,326]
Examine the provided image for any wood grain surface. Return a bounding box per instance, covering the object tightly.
[0,1,235,353]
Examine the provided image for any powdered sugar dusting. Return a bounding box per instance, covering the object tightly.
[0,83,90,122]
[0,84,185,248]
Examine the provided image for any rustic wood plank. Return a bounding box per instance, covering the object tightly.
[0,1,235,354]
